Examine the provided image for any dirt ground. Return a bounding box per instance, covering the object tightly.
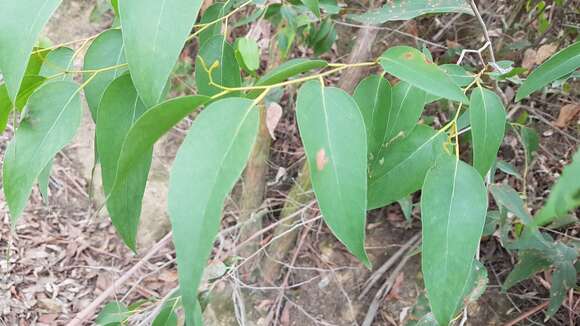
[1,0,578,325]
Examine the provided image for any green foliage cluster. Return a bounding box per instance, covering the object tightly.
[0,0,578,325]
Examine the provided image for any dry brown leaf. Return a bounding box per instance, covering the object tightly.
[266,102,283,140]
[535,43,558,65]
[522,48,537,70]
[554,104,580,128]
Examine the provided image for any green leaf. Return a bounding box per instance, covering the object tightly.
[0,0,61,102]
[119,0,204,106]
[39,47,74,79]
[469,87,506,176]
[502,251,551,291]
[168,97,259,325]
[349,0,472,25]
[96,301,129,326]
[235,37,261,73]
[421,155,487,325]
[547,261,576,317]
[38,159,52,203]
[489,184,532,224]
[440,64,476,87]
[353,75,391,157]
[496,160,522,180]
[385,81,426,143]
[464,261,488,304]
[302,0,320,17]
[113,95,209,201]
[152,305,178,326]
[0,85,11,133]
[248,58,327,98]
[312,23,336,56]
[534,149,580,226]
[296,80,370,266]
[516,41,580,101]
[368,125,445,209]
[520,126,539,161]
[83,29,127,121]
[97,74,151,250]
[198,2,227,47]
[195,35,241,97]
[3,81,81,222]
[379,46,467,103]
[15,76,47,110]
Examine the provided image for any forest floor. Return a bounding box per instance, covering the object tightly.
[0,0,578,325]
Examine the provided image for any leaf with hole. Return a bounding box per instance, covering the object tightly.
[168,97,259,325]
[469,87,506,176]
[119,0,204,106]
[368,125,445,209]
[421,155,487,325]
[97,74,152,250]
[296,80,370,266]
[0,0,61,102]
[379,46,467,103]
[3,81,81,222]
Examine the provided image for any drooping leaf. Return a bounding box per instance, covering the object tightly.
[235,37,261,73]
[516,41,580,101]
[168,97,259,325]
[379,46,467,103]
[469,87,506,176]
[421,155,487,325]
[302,0,320,17]
[113,95,209,198]
[384,81,426,143]
[353,75,391,158]
[3,81,81,222]
[0,0,62,102]
[97,74,152,250]
[534,149,580,226]
[39,47,74,79]
[83,29,127,121]
[489,184,532,224]
[119,0,203,106]
[195,35,241,97]
[368,125,445,209]
[496,160,522,180]
[349,0,472,25]
[248,58,328,98]
[502,251,551,291]
[296,80,370,266]
[198,2,227,47]
[520,126,539,161]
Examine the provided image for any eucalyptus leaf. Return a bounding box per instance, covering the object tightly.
[302,0,320,17]
[469,87,506,176]
[0,0,61,102]
[3,81,81,222]
[385,81,426,143]
[235,37,261,73]
[168,97,259,325]
[97,74,152,250]
[296,80,370,267]
[489,184,532,224]
[119,0,204,106]
[198,3,227,47]
[502,251,551,291]
[39,47,74,79]
[516,41,580,101]
[349,0,472,25]
[195,35,241,97]
[379,46,467,103]
[421,155,487,325]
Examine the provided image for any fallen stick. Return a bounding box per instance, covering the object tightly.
[503,301,549,326]
[67,232,173,326]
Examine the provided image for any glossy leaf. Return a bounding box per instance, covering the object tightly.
[368,125,445,209]
[97,74,151,250]
[489,184,532,224]
[113,95,209,199]
[349,0,472,24]
[3,81,81,222]
[353,75,391,157]
[516,41,580,101]
[469,87,506,176]
[235,37,261,73]
[168,97,259,325]
[296,80,370,266]
[119,0,203,106]
[39,47,74,79]
[198,2,227,47]
[195,35,241,97]
[502,251,551,291]
[421,155,487,325]
[385,81,426,143]
[379,46,467,103]
[0,0,61,102]
[83,29,127,120]
[535,149,580,226]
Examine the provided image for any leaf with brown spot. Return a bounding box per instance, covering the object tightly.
[554,104,580,128]
[316,148,329,171]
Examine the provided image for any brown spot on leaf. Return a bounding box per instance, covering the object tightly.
[403,52,414,60]
[316,148,329,171]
